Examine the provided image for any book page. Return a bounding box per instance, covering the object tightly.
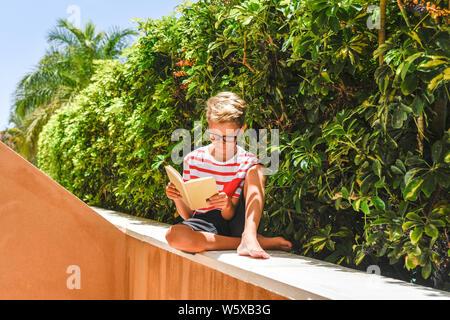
[164,165,192,208]
[185,177,218,210]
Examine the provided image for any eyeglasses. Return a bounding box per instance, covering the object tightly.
[207,128,241,144]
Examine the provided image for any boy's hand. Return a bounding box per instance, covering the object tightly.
[206,192,231,211]
[166,182,183,200]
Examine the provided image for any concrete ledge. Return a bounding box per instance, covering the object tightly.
[91,206,450,300]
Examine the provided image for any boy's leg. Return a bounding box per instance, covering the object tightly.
[165,224,292,254]
[237,164,272,259]
[165,224,241,253]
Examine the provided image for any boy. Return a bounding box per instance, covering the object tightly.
[165,92,292,259]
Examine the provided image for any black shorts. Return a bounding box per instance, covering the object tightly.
[177,191,246,237]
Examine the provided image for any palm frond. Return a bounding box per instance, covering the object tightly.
[102,26,137,58]
[8,17,138,161]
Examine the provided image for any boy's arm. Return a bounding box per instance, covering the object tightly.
[206,192,239,220]
[166,182,194,220]
[220,197,239,220]
[174,198,195,220]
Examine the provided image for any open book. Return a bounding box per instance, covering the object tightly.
[165,165,219,210]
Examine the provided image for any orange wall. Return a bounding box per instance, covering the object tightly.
[0,142,286,300]
[126,236,287,300]
[0,142,128,299]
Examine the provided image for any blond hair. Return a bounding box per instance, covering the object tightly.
[205,92,247,127]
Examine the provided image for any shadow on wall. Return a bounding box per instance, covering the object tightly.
[0,141,128,299]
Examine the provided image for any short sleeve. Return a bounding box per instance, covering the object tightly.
[248,155,262,170]
[183,157,190,182]
[232,180,245,199]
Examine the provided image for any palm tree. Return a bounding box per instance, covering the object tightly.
[9,18,136,164]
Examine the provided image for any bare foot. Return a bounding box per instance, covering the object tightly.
[258,235,293,252]
[237,233,292,259]
[237,233,270,259]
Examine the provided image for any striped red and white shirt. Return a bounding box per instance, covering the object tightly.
[183,144,261,215]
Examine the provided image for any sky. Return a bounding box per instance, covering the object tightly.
[0,0,186,131]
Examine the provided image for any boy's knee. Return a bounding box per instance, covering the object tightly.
[165,225,194,250]
[165,225,180,246]
[243,164,266,198]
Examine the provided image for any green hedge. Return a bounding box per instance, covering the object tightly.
[38,0,449,290]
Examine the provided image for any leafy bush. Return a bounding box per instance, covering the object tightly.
[38,0,449,290]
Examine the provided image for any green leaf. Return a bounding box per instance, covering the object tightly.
[242,16,254,26]
[308,235,327,245]
[395,159,406,173]
[355,250,365,265]
[371,218,389,225]
[361,200,370,215]
[418,59,446,69]
[401,74,417,95]
[399,201,408,216]
[325,5,337,16]
[295,196,302,213]
[371,196,385,211]
[326,239,335,251]
[316,12,328,27]
[406,212,422,221]
[374,178,384,189]
[320,71,332,83]
[404,169,418,186]
[429,219,446,227]
[402,220,417,230]
[379,74,389,94]
[297,38,314,57]
[400,103,413,114]
[411,95,424,117]
[444,151,450,163]
[223,47,236,59]
[335,197,342,210]
[286,221,294,235]
[421,174,436,198]
[405,255,418,270]
[314,241,327,252]
[403,179,423,201]
[300,159,310,172]
[410,227,423,244]
[248,1,260,11]
[428,73,443,91]
[328,16,340,33]
[424,224,438,239]
[395,61,406,79]
[341,186,349,200]
[281,35,293,52]
[401,104,413,116]
[400,52,422,80]
[372,159,381,178]
[392,109,407,128]
[421,262,432,279]
[390,165,403,175]
[431,141,443,164]
[352,198,362,212]
[408,32,423,49]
